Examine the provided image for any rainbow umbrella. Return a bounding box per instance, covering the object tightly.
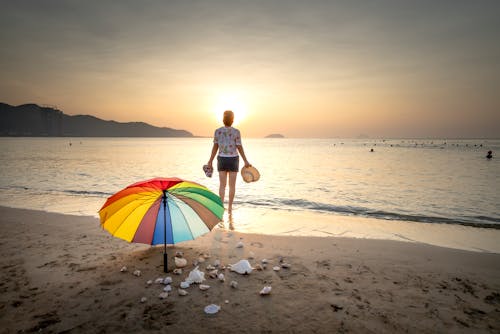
[99,177,224,272]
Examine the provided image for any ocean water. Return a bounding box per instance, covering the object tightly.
[0,137,499,230]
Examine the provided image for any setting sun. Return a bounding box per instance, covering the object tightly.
[212,92,248,126]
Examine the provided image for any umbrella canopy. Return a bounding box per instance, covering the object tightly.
[99,177,224,271]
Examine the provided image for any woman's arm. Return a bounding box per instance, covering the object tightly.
[207,143,218,168]
[237,145,251,168]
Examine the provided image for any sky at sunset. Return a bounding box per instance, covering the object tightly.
[1,0,499,138]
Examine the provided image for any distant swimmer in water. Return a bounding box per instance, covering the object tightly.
[486,150,493,159]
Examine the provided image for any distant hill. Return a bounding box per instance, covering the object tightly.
[265,134,285,138]
[0,103,193,137]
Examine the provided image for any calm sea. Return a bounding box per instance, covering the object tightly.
[0,137,499,229]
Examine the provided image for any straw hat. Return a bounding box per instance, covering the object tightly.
[241,166,260,183]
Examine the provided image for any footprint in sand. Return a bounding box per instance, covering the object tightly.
[315,260,331,270]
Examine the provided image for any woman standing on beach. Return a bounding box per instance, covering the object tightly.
[207,110,251,214]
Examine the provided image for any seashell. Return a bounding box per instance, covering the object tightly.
[175,251,184,258]
[218,273,225,282]
[273,266,281,271]
[255,264,264,271]
[230,260,253,275]
[230,281,238,289]
[159,292,169,299]
[281,263,291,269]
[173,268,183,275]
[133,270,141,277]
[260,286,272,295]
[261,259,268,264]
[120,266,127,272]
[225,300,229,304]
[175,257,187,268]
[214,259,221,267]
[199,284,210,291]
[204,304,220,315]
[236,240,244,248]
[180,281,190,289]
[178,289,188,296]
[208,270,218,279]
[186,266,205,284]
[140,297,147,303]
[146,280,153,285]
[155,278,164,284]
[163,285,172,292]
[248,251,255,259]
[206,265,216,271]
[163,277,173,285]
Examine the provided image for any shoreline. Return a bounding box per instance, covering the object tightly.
[1,206,499,333]
[1,203,499,254]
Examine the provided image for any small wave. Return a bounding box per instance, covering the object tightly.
[240,197,500,229]
[0,185,112,198]
[64,189,113,197]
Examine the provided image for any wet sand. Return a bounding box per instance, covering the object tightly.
[1,206,499,333]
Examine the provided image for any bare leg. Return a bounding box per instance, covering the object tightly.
[228,171,237,214]
[218,171,228,204]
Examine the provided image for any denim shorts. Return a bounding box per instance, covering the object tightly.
[217,156,239,172]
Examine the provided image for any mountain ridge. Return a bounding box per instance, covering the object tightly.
[0,103,193,137]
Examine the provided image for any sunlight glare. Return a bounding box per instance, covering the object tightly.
[213,93,248,126]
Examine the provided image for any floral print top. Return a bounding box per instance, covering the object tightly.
[214,126,242,157]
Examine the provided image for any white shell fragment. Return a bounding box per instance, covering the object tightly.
[230,281,238,289]
[236,240,244,248]
[208,270,218,279]
[230,260,253,275]
[159,292,169,299]
[180,281,190,289]
[146,280,153,285]
[260,286,272,295]
[186,266,205,284]
[163,285,172,292]
[163,277,173,285]
[218,273,225,282]
[214,259,221,267]
[133,270,141,277]
[225,300,229,304]
[140,297,147,303]
[261,259,269,264]
[175,257,188,268]
[204,304,221,315]
[199,284,211,291]
[273,266,281,271]
[178,289,188,296]
[206,264,216,271]
[120,266,127,272]
[173,268,183,275]
[155,278,165,284]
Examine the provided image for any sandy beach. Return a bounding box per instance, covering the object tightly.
[1,206,499,333]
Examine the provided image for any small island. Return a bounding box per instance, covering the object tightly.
[265,134,285,138]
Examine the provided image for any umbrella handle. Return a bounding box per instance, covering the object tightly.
[163,190,168,272]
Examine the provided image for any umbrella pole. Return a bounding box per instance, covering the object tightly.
[163,191,168,273]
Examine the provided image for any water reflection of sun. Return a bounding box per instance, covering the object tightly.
[213,93,248,126]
